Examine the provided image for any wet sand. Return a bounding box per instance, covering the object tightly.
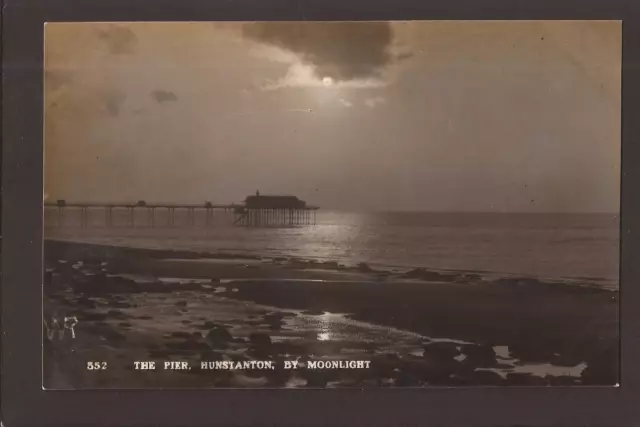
[43,239,618,388]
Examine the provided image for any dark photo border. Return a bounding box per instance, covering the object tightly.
[2,0,639,425]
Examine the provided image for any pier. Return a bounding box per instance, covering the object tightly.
[44,193,318,228]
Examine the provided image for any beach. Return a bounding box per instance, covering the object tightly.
[43,239,619,388]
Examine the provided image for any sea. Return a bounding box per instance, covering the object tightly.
[44,210,620,289]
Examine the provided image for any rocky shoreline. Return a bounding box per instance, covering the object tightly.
[43,239,619,389]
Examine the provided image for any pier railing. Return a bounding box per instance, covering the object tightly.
[43,202,318,228]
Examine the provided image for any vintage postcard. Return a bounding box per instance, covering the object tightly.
[43,20,620,389]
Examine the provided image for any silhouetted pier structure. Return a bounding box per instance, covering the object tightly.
[44,193,318,228]
[233,193,317,227]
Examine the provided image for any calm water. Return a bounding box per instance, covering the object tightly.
[44,210,620,287]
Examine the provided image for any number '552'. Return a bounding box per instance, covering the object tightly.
[86,361,107,370]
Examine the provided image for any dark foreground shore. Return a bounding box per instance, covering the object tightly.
[43,239,618,388]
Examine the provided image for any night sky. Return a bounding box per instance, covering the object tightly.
[44,21,620,212]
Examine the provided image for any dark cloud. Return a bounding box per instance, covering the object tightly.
[45,70,73,91]
[45,70,74,109]
[97,25,138,54]
[242,22,409,82]
[103,91,126,117]
[395,51,414,61]
[151,90,178,103]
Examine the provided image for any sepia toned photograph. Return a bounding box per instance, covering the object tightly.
[43,20,620,389]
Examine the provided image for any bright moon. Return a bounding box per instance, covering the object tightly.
[322,77,334,87]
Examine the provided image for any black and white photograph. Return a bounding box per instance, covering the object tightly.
[42,20,620,389]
